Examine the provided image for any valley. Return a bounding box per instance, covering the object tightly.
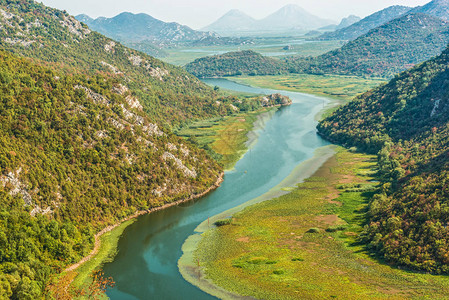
[1,0,449,299]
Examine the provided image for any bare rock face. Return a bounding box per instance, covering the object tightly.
[261,93,292,107]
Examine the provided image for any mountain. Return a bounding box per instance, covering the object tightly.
[317,43,449,274]
[336,15,361,30]
[319,5,412,40]
[203,5,334,35]
[185,50,287,77]
[0,1,264,298]
[257,4,334,31]
[287,13,449,78]
[0,1,244,129]
[202,9,257,35]
[411,0,449,20]
[76,12,219,43]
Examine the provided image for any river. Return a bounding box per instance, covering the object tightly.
[103,79,331,299]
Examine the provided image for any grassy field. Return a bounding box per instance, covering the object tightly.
[195,148,449,299]
[231,74,385,101]
[162,39,343,66]
[176,108,275,170]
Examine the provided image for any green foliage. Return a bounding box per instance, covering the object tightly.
[185,50,287,78]
[0,48,222,298]
[214,219,233,227]
[318,43,449,273]
[287,13,449,78]
[0,0,237,128]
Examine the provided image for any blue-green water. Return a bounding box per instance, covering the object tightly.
[103,79,330,299]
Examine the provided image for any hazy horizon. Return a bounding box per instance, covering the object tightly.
[41,0,430,29]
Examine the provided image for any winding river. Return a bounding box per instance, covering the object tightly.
[103,79,331,299]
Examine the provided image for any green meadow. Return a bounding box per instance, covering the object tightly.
[195,148,449,299]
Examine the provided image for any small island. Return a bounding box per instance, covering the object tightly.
[260,93,292,107]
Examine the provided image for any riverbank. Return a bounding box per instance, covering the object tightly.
[185,148,449,299]
[54,171,224,298]
[178,145,337,298]
[230,74,385,102]
[177,108,277,171]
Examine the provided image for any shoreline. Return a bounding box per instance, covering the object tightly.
[60,172,224,291]
[178,145,336,299]
[178,79,341,299]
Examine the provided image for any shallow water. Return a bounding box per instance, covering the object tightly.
[103,79,330,299]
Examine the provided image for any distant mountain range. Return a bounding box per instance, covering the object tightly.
[202,4,335,36]
[76,12,218,43]
[319,5,412,40]
[75,12,253,57]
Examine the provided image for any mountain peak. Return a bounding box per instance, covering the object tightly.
[411,0,449,20]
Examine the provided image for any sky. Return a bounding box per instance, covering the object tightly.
[40,0,430,29]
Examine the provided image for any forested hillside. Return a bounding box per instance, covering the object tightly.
[319,5,411,40]
[317,44,449,273]
[288,13,449,78]
[0,0,235,129]
[185,50,287,77]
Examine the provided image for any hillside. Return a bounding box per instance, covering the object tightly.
[0,49,223,299]
[287,13,449,78]
[319,5,411,40]
[76,12,218,43]
[317,43,449,274]
[411,0,449,20]
[185,50,287,77]
[0,0,234,129]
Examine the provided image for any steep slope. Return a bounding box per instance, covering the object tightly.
[287,13,449,78]
[411,0,449,20]
[0,0,233,129]
[0,49,222,298]
[257,4,334,31]
[185,50,287,77]
[319,5,411,40]
[76,12,219,43]
[317,44,449,274]
[336,15,361,30]
[202,9,257,35]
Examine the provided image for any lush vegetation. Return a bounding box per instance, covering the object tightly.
[319,5,411,41]
[195,149,449,298]
[318,44,449,273]
[288,13,449,78]
[177,108,275,170]
[185,50,287,78]
[0,0,242,129]
[0,48,224,298]
[231,74,385,101]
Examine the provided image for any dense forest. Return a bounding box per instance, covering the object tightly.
[287,13,449,78]
[185,50,287,78]
[0,48,226,299]
[0,0,242,129]
[317,44,449,273]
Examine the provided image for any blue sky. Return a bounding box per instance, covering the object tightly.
[41,0,430,29]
